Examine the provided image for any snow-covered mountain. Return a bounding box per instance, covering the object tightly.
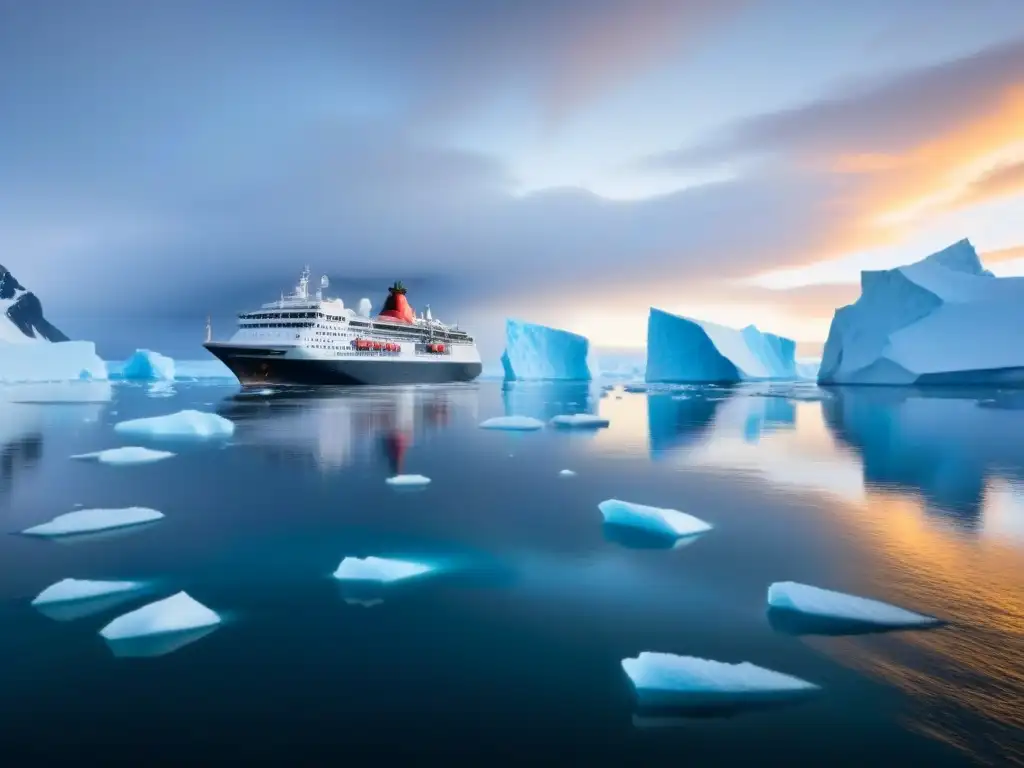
[0,264,69,343]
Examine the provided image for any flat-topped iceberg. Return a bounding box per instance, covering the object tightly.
[117,349,175,380]
[767,581,942,634]
[385,474,430,487]
[819,239,1024,385]
[0,340,108,383]
[501,320,593,381]
[114,409,235,439]
[622,652,820,709]
[71,446,176,465]
[332,556,434,583]
[22,507,164,537]
[550,413,609,429]
[646,308,796,383]
[100,591,221,640]
[599,499,712,540]
[31,578,152,621]
[479,415,545,431]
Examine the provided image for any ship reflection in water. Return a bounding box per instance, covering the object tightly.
[574,382,1022,765]
[218,384,480,472]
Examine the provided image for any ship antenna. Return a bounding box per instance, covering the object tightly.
[205,315,212,343]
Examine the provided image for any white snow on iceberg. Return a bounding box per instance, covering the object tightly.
[100,591,221,640]
[332,556,434,583]
[33,578,147,605]
[550,413,609,429]
[114,409,235,439]
[599,499,712,539]
[22,507,164,537]
[117,349,175,380]
[645,308,796,383]
[0,340,107,383]
[501,320,593,381]
[768,582,940,628]
[71,446,176,465]
[819,239,1024,385]
[385,474,430,487]
[622,652,820,708]
[479,415,545,431]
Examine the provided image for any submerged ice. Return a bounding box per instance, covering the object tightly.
[501,320,593,381]
[599,499,712,540]
[550,413,609,429]
[99,591,221,640]
[332,556,434,583]
[114,409,235,439]
[622,652,820,706]
[22,507,164,537]
[71,446,176,465]
[768,582,941,628]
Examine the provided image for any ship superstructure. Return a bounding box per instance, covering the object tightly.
[203,268,482,386]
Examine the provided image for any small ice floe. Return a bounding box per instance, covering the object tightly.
[623,384,648,393]
[550,414,610,429]
[332,556,434,584]
[21,507,164,538]
[31,578,151,622]
[114,409,235,439]
[622,652,820,716]
[559,469,576,477]
[767,581,943,636]
[100,591,222,658]
[479,415,545,431]
[385,474,431,488]
[71,446,176,465]
[599,499,711,546]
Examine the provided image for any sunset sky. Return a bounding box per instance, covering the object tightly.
[1,0,1023,358]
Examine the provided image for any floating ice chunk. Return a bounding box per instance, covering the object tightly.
[332,556,434,583]
[114,409,234,439]
[622,652,820,708]
[22,507,164,537]
[599,499,711,539]
[32,578,147,605]
[385,474,430,487]
[550,413,610,429]
[559,469,576,476]
[119,349,176,381]
[100,591,221,640]
[479,415,545,431]
[71,446,176,465]
[767,582,941,631]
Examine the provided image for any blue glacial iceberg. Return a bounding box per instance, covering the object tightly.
[622,652,820,709]
[479,415,545,431]
[118,349,175,380]
[100,591,221,639]
[501,320,593,381]
[71,446,176,465]
[22,507,164,537]
[114,409,235,439]
[599,499,712,540]
[645,308,796,383]
[767,581,941,634]
[818,239,1024,385]
[332,556,434,583]
[550,413,609,429]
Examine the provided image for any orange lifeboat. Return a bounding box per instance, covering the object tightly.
[435,343,445,353]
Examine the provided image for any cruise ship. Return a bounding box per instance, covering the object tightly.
[203,268,483,386]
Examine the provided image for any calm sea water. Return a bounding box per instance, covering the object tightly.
[0,378,1021,765]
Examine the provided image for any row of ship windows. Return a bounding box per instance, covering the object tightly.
[240,323,472,342]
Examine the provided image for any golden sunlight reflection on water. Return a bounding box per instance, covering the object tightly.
[587,387,1024,765]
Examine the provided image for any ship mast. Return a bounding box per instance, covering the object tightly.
[204,315,212,343]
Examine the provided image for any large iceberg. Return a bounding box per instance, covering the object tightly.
[114,409,235,439]
[117,349,175,380]
[767,581,942,634]
[645,308,796,383]
[818,239,1024,385]
[0,264,108,382]
[501,320,593,381]
[622,652,820,709]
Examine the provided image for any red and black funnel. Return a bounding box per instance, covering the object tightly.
[377,281,416,323]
